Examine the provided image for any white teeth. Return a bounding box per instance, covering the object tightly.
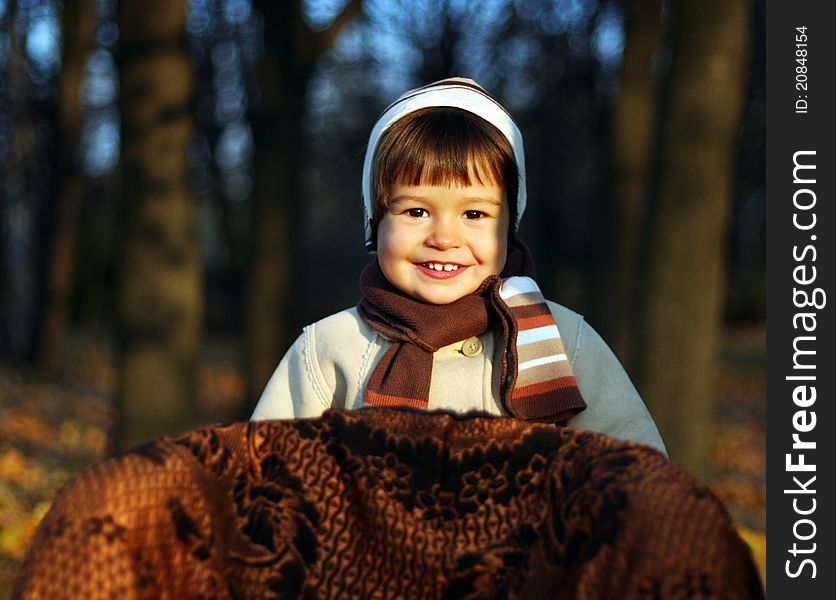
[423,262,460,271]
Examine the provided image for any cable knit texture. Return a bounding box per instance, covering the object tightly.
[14,409,762,599]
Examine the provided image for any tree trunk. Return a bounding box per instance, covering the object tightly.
[610,0,662,368]
[38,0,96,372]
[0,0,22,354]
[635,0,751,477]
[117,1,202,449]
[244,0,361,411]
[245,1,308,409]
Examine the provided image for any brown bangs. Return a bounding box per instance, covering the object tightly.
[372,107,518,226]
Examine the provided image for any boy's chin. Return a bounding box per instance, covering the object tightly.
[411,285,479,305]
[421,296,464,305]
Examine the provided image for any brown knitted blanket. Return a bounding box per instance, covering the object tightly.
[13,408,763,599]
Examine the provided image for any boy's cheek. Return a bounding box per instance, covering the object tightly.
[376,218,417,255]
[375,218,391,253]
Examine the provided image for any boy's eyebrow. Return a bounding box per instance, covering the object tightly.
[462,196,503,206]
[466,196,502,206]
[387,195,420,210]
[389,194,503,206]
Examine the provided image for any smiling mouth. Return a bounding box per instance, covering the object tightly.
[415,262,469,279]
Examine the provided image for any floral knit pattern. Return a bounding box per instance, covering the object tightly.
[13,409,763,599]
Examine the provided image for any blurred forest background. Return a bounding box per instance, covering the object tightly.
[0,0,764,592]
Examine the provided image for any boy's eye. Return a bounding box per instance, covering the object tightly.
[406,208,428,218]
[464,210,486,220]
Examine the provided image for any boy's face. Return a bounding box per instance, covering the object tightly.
[376,173,510,305]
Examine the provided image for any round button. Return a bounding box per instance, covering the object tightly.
[461,337,483,357]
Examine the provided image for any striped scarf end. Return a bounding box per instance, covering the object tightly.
[509,379,585,422]
[511,376,579,399]
[364,390,429,409]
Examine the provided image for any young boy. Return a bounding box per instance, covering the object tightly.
[251,77,666,455]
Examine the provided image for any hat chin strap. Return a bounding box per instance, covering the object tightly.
[365,219,376,253]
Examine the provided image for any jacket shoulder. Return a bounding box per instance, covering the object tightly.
[306,306,380,366]
[309,306,374,342]
[544,300,584,364]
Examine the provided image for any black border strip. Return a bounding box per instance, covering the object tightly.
[766,1,835,595]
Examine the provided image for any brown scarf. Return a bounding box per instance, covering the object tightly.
[357,242,586,423]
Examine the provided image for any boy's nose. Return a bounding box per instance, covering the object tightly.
[426,219,463,250]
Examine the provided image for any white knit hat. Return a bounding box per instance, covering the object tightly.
[361,77,527,251]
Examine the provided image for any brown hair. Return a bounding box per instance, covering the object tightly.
[371,107,518,234]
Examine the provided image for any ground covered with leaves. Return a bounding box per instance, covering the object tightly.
[0,328,765,597]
